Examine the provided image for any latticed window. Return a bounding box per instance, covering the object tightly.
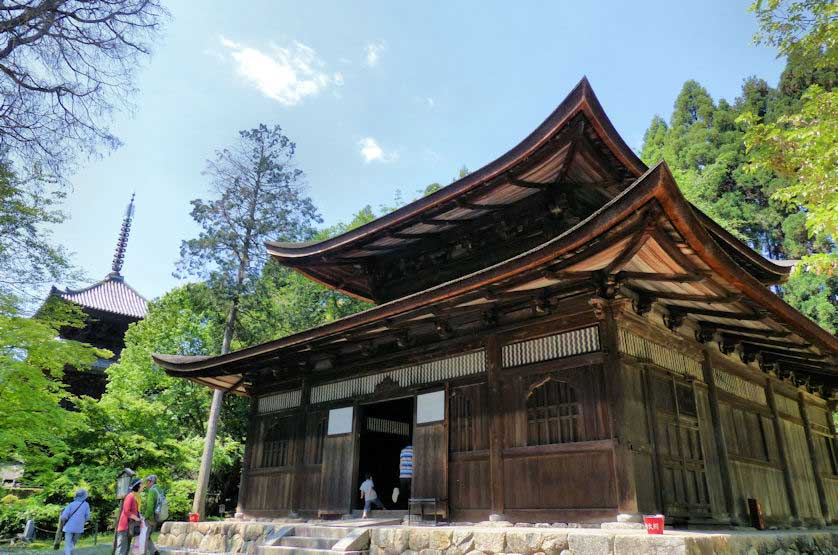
[526,379,583,446]
[261,416,294,468]
[450,384,488,452]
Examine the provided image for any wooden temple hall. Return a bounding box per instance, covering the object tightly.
[154,78,838,527]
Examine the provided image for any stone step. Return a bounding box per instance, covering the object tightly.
[350,510,407,518]
[257,546,367,555]
[292,525,354,539]
[280,536,340,549]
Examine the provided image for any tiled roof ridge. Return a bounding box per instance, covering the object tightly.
[53,273,148,319]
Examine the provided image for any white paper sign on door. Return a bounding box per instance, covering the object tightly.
[416,390,445,423]
[327,406,353,435]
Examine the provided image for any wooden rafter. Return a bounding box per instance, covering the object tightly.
[622,286,736,304]
[603,209,660,275]
[697,322,790,338]
[617,271,706,283]
[719,333,811,351]
[665,305,763,320]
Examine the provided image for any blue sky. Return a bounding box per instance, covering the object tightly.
[57,0,786,301]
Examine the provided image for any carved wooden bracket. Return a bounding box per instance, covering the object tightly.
[718,335,738,355]
[736,344,756,364]
[694,326,715,344]
[435,319,453,339]
[632,293,654,317]
[663,308,686,332]
[395,330,412,349]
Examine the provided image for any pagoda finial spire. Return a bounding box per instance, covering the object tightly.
[110,193,135,278]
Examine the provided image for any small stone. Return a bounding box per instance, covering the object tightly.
[430,529,454,550]
[200,532,227,552]
[453,530,474,547]
[567,533,612,555]
[534,523,551,528]
[551,523,568,528]
[160,522,173,534]
[229,534,245,553]
[506,530,543,554]
[244,523,265,541]
[474,531,506,554]
[559,551,571,555]
[410,529,431,551]
[514,523,534,528]
[420,549,444,555]
[540,534,568,555]
[184,531,203,549]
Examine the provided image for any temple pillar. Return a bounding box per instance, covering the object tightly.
[798,391,831,525]
[700,347,740,525]
[486,335,506,520]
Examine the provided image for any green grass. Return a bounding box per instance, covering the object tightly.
[2,532,158,554]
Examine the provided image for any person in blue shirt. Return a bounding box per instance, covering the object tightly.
[396,444,413,503]
[60,489,90,555]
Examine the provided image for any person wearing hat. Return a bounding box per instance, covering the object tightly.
[141,475,160,555]
[116,478,143,555]
[59,489,90,555]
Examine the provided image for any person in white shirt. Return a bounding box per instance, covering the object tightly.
[359,473,385,518]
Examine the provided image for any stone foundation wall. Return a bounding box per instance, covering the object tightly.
[157,521,277,554]
[369,526,838,555]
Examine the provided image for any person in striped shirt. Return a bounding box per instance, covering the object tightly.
[396,444,413,502]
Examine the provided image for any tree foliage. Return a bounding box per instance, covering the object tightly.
[0,0,167,173]
[0,161,79,307]
[640,46,838,329]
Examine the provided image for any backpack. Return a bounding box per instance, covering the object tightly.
[154,488,169,522]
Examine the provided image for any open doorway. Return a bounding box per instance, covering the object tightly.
[356,396,414,512]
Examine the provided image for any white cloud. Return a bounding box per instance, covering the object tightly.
[364,41,387,67]
[219,36,342,106]
[359,137,397,163]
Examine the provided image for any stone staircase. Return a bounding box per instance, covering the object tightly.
[257,524,367,555]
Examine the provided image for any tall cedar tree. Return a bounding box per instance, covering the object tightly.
[640,22,838,332]
[175,124,321,516]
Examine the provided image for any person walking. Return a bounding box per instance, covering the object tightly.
[141,475,161,555]
[397,444,413,503]
[359,473,384,518]
[59,489,90,555]
[116,478,143,555]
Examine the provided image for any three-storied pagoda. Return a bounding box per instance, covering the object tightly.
[154,79,838,527]
[48,195,148,398]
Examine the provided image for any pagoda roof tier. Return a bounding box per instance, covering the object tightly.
[153,162,838,397]
[51,274,148,320]
[266,78,788,303]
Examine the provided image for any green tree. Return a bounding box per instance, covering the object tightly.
[175,124,321,516]
[0,162,80,308]
[0,297,108,478]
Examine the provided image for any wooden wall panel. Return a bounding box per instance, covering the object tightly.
[449,454,490,511]
[502,449,616,510]
[413,421,447,500]
[730,460,789,523]
[318,433,356,513]
[695,386,727,518]
[245,470,293,511]
[296,466,322,512]
[782,419,822,520]
[824,477,838,515]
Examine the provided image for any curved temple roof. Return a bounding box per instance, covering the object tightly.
[51,275,148,320]
[265,78,789,303]
[154,161,838,395]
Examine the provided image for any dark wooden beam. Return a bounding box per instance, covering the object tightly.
[719,333,811,351]
[665,306,763,321]
[617,271,706,283]
[455,199,500,211]
[623,286,736,304]
[649,227,702,275]
[697,322,790,338]
[390,232,443,240]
